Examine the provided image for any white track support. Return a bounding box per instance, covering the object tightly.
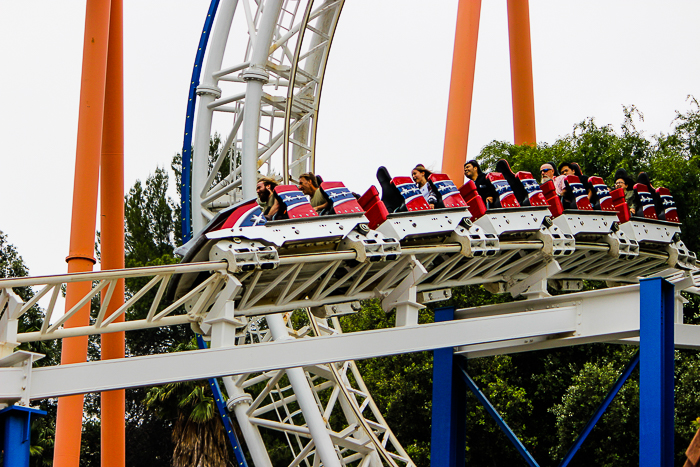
[266,314,342,467]
[205,277,274,467]
[381,256,428,327]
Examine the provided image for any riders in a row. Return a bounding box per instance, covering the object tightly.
[256,160,675,223]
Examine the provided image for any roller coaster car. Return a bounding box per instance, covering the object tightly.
[172,183,401,300]
[466,167,573,257]
[362,167,498,257]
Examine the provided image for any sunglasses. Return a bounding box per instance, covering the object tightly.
[540,168,552,173]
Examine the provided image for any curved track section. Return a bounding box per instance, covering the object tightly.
[191,0,343,233]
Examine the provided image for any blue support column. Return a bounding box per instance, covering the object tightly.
[639,277,675,467]
[0,405,46,467]
[431,307,466,467]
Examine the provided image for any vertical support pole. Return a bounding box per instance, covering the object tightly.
[0,406,47,467]
[639,277,674,467]
[266,314,341,467]
[431,307,466,467]
[441,0,481,184]
[506,0,537,146]
[54,1,111,465]
[206,285,273,467]
[100,0,125,464]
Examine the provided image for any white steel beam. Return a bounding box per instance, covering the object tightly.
[9,308,577,401]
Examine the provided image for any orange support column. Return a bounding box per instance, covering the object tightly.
[100,0,125,465]
[507,0,536,145]
[53,1,111,466]
[442,0,482,184]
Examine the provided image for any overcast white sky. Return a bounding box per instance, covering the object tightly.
[1,1,699,279]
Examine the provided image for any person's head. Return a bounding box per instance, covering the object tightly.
[256,177,278,202]
[297,172,318,196]
[464,160,481,180]
[411,164,431,186]
[540,163,556,181]
[613,168,634,191]
[614,178,628,190]
[558,162,576,177]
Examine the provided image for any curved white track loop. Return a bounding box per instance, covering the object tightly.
[192,0,344,233]
[191,1,413,465]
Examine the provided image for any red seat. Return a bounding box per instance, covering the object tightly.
[319,182,363,214]
[515,171,548,206]
[429,173,467,208]
[359,186,388,230]
[458,180,487,221]
[609,187,630,223]
[540,179,564,218]
[656,187,679,223]
[634,183,658,220]
[391,176,431,211]
[486,172,520,208]
[274,185,318,219]
[564,175,593,210]
[588,176,615,211]
[358,185,380,211]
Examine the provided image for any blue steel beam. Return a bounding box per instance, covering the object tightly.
[639,277,675,467]
[181,0,220,243]
[431,307,466,467]
[0,405,46,467]
[558,351,640,467]
[458,363,540,467]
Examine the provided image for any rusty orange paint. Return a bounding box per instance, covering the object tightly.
[507,0,537,146]
[100,0,125,465]
[442,0,482,185]
[53,0,111,466]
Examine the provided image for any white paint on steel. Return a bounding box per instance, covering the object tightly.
[266,313,342,467]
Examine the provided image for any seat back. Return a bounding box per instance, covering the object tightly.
[221,199,268,229]
[634,183,658,220]
[358,185,380,211]
[358,186,388,229]
[609,187,631,223]
[495,159,528,205]
[516,171,548,207]
[540,179,564,218]
[429,173,467,208]
[656,187,679,223]
[486,172,520,208]
[274,185,318,219]
[564,175,593,210]
[391,176,431,211]
[458,180,487,221]
[319,182,363,214]
[588,176,615,211]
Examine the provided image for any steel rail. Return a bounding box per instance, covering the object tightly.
[0,261,227,289]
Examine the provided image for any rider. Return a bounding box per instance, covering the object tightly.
[464,160,497,207]
[256,176,280,220]
[298,172,329,213]
[411,164,438,208]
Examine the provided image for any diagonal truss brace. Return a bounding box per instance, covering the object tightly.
[380,256,428,327]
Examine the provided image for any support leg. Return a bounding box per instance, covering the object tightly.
[0,406,46,467]
[430,307,466,467]
[639,277,675,467]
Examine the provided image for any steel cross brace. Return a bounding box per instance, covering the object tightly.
[557,351,640,467]
[380,255,428,327]
[457,362,540,467]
